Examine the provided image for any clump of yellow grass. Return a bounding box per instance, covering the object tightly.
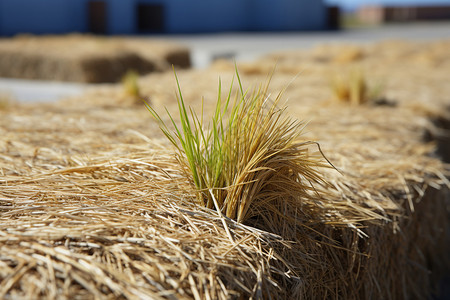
[145,68,338,229]
[120,69,143,105]
[330,68,383,105]
[0,92,15,110]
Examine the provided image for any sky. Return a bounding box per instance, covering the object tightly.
[325,0,450,10]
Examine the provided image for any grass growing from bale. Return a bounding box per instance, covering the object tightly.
[121,70,142,103]
[330,68,384,105]
[145,68,333,224]
[0,93,15,110]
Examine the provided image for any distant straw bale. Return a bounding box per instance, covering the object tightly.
[1,40,449,299]
[0,34,190,83]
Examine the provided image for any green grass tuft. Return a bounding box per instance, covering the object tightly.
[145,68,332,223]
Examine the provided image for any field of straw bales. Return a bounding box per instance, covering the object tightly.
[0,38,449,299]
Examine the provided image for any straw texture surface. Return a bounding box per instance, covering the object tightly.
[1,40,449,299]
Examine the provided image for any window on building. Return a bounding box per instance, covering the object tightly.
[137,4,165,33]
[88,1,107,34]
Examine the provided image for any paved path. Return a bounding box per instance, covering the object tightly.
[1,22,449,102]
[0,78,89,103]
[161,22,450,68]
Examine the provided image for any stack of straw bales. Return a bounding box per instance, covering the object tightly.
[0,34,190,83]
[0,40,449,299]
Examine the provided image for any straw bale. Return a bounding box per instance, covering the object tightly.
[0,34,190,83]
[1,40,450,299]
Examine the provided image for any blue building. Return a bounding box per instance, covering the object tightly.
[0,0,327,36]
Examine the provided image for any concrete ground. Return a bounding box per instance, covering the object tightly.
[1,22,449,102]
[0,78,89,103]
[161,21,450,68]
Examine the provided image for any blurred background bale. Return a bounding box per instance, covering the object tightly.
[0,34,190,83]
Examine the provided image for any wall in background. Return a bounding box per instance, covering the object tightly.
[0,0,328,35]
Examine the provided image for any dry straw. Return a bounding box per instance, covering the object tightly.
[0,54,449,299]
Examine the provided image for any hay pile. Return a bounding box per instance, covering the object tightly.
[0,34,190,83]
[1,40,449,299]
